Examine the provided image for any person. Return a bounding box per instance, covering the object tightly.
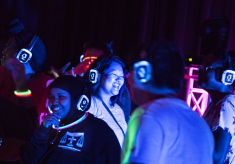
[0,59,38,163]
[122,40,214,164]
[0,18,51,124]
[51,41,131,123]
[20,75,121,164]
[198,50,235,164]
[84,55,128,148]
[0,18,51,162]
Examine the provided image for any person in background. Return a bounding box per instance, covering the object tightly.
[84,55,128,148]
[0,18,51,163]
[21,76,121,164]
[0,59,38,164]
[198,49,235,164]
[122,40,214,164]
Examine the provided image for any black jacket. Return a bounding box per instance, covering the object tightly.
[21,113,121,164]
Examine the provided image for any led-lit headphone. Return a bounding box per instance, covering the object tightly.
[48,84,90,113]
[133,60,152,83]
[88,56,106,84]
[211,50,235,86]
[16,35,39,64]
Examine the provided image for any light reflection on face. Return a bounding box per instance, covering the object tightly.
[48,88,71,119]
[100,62,125,97]
[1,37,18,67]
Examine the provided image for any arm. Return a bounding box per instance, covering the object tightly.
[213,126,231,164]
[213,97,235,164]
[20,114,60,164]
[6,58,33,109]
[20,125,51,164]
[122,108,162,164]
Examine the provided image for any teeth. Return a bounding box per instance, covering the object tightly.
[54,107,61,110]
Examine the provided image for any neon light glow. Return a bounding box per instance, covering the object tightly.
[82,56,97,62]
[52,112,88,130]
[189,58,192,62]
[186,67,209,116]
[14,89,32,97]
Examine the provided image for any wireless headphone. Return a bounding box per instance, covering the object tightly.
[88,56,106,84]
[16,35,39,64]
[133,60,152,83]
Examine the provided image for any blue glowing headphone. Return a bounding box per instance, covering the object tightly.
[133,60,152,83]
[16,35,38,64]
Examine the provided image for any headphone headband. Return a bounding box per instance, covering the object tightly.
[16,35,38,64]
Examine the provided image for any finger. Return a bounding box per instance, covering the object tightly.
[50,66,59,78]
[61,62,71,72]
[50,114,61,119]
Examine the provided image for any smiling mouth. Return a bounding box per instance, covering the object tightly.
[113,84,120,89]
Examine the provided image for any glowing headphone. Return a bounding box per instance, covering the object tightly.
[133,60,152,83]
[88,57,106,84]
[16,35,39,64]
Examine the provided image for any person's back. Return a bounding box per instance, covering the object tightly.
[122,40,214,164]
[124,97,214,164]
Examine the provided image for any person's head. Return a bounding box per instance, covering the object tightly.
[84,55,127,104]
[132,40,185,95]
[198,49,233,92]
[48,76,91,120]
[81,41,113,70]
[1,18,47,73]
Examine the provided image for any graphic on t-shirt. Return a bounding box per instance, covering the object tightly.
[58,132,84,151]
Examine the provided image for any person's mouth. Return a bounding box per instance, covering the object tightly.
[51,106,63,113]
[113,83,120,90]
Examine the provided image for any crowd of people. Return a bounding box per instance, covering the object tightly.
[0,18,235,164]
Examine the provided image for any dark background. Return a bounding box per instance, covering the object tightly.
[0,0,235,70]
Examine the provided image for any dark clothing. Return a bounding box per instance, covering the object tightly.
[117,87,131,123]
[0,95,38,161]
[21,114,121,164]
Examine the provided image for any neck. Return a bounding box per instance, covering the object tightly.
[97,89,112,107]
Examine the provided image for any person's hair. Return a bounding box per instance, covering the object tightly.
[83,41,113,56]
[147,40,185,93]
[84,55,127,104]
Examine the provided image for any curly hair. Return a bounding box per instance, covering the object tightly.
[83,55,127,104]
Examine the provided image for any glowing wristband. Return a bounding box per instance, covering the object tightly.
[14,90,31,97]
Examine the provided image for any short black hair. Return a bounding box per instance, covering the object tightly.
[147,40,185,93]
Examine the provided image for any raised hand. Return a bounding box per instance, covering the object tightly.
[6,58,27,91]
[42,114,61,128]
[49,62,71,78]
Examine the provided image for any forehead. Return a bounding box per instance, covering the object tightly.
[104,62,123,73]
[49,88,70,95]
[85,48,104,58]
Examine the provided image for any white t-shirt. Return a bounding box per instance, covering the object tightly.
[88,96,127,148]
[122,97,214,164]
[204,94,235,163]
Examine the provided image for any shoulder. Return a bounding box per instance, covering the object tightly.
[223,94,235,110]
[86,113,113,132]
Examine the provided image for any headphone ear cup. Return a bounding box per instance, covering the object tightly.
[133,61,152,83]
[89,69,99,84]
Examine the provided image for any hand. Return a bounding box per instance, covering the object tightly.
[49,62,71,78]
[71,62,89,75]
[6,58,27,88]
[43,114,61,128]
